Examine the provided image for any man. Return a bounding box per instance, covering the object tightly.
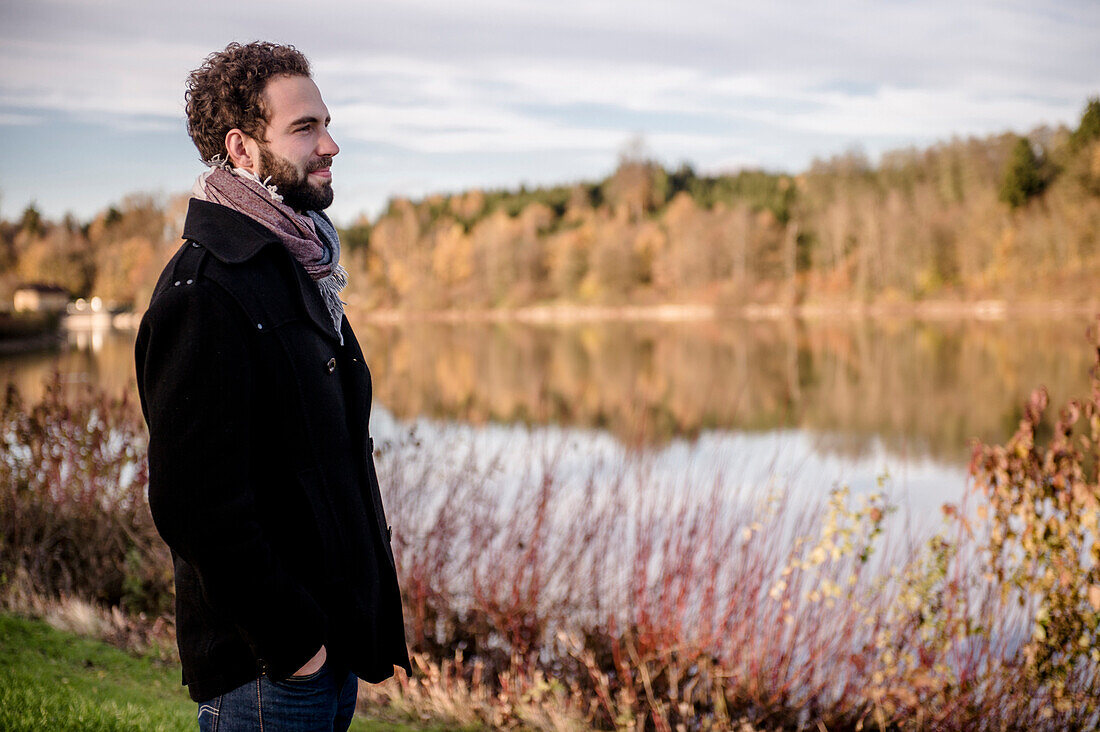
[135,41,410,731]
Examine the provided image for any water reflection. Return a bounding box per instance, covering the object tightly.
[0,328,139,400]
[370,404,969,525]
[354,315,1095,464]
[1,315,1094,473]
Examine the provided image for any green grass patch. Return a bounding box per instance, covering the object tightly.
[0,613,463,731]
[0,613,193,731]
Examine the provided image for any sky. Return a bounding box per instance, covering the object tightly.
[0,0,1097,226]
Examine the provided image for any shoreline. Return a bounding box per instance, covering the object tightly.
[4,299,1096,344]
[0,331,64,355]
[350,298,1100,324]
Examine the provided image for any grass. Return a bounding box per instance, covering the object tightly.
[0,613,193,731]
[0,613,468,732]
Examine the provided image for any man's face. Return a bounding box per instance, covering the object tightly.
[252,75,339,212]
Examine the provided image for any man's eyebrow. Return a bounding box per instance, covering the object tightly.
[287,114,331,128]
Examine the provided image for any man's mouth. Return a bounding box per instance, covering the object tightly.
[307,157,332,180]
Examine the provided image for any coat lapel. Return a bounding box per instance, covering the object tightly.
[289,258,342,343]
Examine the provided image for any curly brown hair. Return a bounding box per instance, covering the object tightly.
[185,41,311,162]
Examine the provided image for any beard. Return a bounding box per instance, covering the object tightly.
[257,145,334,212]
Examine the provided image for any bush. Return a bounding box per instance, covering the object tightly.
[966,324,1100,717]
[0,375,170,615]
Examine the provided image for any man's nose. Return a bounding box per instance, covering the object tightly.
[318,127,339,157]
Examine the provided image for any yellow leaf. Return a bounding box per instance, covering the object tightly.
[1089,585,1100,610]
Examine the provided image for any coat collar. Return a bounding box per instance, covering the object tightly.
[181,198,280,263]
[182,198,342,344]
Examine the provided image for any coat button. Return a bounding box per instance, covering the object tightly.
[326,357,336,373]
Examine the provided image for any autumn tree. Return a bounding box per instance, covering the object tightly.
[603,137,665,221]
[16,223,93,296]
[87,194,170,306]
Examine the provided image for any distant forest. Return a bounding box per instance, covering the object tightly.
[2,98,1098,312]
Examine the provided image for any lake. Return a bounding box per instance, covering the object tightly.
[3,312,1096,523]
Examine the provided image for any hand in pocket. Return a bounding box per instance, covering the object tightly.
[293,645,327,677]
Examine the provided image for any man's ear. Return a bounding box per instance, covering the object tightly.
[225,129,259,172]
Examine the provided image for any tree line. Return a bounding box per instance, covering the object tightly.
[2,98,1098,311]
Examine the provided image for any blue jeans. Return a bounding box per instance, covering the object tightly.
[196,663,358,731]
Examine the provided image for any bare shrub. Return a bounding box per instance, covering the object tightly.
[0,374,170,615]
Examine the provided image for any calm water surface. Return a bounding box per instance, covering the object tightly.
[4,314,1094,521]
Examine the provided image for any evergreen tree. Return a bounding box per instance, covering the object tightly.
[998,137,1046,209]
[1070,97,1100,150]
[18,204,43,238]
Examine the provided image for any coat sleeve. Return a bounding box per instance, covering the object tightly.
[136,279,326,680]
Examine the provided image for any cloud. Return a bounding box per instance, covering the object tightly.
[0,37,204,119]
[4,1,1096,130]
[0,0,1097,219]
[738,86,1086,141]
[0,111,41,126]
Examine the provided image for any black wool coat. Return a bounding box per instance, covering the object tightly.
[135,199,411,703]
